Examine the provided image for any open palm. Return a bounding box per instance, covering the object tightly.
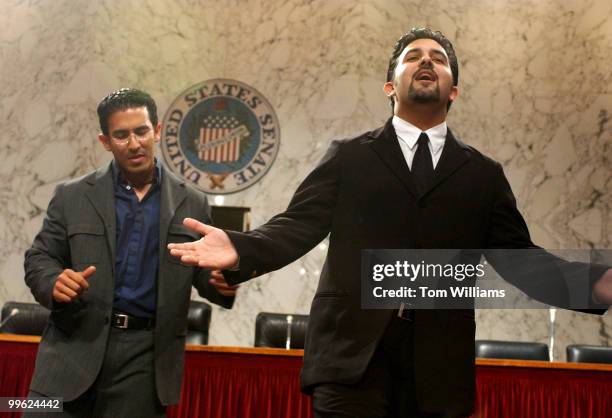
[168,218,239,269]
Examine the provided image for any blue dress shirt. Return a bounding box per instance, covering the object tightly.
[111,160,161,319]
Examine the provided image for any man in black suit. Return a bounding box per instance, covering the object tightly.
[24,88,238,417]
[169,28,612,417]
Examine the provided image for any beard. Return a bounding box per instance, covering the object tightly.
[407,80,440,104]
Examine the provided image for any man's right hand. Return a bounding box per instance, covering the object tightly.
[52,266,96,303]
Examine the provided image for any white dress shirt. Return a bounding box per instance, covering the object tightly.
[392,115,447,170]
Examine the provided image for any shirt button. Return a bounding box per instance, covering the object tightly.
[126,185,131,190]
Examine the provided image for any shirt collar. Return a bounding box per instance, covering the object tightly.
[112,158,162,189]
[392,115,447,155]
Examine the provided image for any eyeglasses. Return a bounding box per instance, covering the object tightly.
[110,126,153,145]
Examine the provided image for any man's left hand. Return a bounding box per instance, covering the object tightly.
[593,268,612,305]
[210,270,239,297]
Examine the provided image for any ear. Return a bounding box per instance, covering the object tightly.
[383,81,396,98]
[97,133,112,151]
[449,85,459,102]
[153,122,161,143]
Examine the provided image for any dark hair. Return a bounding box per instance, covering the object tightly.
[97,88,158,135]
[386,28,459,109]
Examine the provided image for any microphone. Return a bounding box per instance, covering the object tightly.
[0,308,20,331]
[285,315,293,350]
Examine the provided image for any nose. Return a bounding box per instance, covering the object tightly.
[419,55,433,66]
[126,134,141,149]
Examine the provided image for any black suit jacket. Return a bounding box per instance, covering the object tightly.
[225,119,606,415]
[24,164,234,405]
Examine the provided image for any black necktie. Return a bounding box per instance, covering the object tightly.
[412,132,434,195]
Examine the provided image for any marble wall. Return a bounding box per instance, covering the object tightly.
[0,0,610,360]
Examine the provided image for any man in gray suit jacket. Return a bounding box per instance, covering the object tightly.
[24,88,237,417]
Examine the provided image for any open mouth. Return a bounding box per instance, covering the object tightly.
[415,71,436,82]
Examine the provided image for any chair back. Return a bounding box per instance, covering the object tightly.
[254,312,309,349]
[475,340,549,361]
[186,300,212,345]
[1,301,50,336]
[566,344,612,364]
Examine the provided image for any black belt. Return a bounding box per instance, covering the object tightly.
[111,312,155,330]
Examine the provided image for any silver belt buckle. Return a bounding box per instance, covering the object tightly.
[115,313,129,329]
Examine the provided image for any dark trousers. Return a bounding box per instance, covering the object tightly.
[312,316,466,418]
[26,328,166,418]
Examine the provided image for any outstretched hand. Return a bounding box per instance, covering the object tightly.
[167,218,239,270]
[593,268,612,305]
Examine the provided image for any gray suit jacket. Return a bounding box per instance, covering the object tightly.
[24,163,233,405]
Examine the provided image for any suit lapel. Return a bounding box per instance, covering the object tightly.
[368,119,419,199]
[424,129,470,196]
[157,167,187,308]
[84,164,116,268]
[159,167,186,257]
[369,120,471,199]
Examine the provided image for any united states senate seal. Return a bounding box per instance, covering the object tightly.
[161,79,280,194]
